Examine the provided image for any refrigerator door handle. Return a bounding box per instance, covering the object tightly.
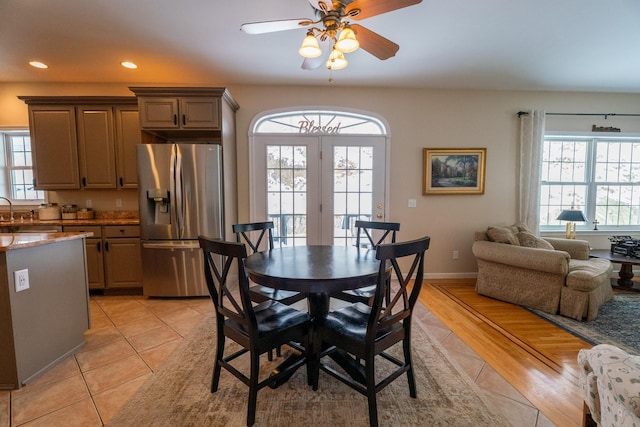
[173,146,185,238]
[142,242,201,250]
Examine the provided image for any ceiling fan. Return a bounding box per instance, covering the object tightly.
[240,0,423,72]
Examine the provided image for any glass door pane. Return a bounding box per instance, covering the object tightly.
[321,136,386,246]
[251,136,320,246]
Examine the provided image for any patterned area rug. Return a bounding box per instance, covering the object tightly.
[108,315,509,426]
[529,293,640,355]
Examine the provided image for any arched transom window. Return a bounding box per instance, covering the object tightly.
[253,109,386,135]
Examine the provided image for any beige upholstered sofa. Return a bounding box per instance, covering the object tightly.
[472,225,613,321]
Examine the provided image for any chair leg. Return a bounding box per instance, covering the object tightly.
[267,349,274,361]
[365,355,379,427]
[212,335,225,393]
[403,335,417,398]
[247,350,260,426]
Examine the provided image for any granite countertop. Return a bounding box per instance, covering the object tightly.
[0,232,93,251]
[4,218,141,226]
[0,210,140,227]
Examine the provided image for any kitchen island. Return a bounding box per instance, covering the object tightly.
[0,232,91,389]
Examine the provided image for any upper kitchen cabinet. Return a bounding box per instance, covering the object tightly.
[114,106,141,189]
[76,105,116,189]
[26,105,80,190]
[129,87,239,141]
[19,97,141,190]
[137,97,220,129]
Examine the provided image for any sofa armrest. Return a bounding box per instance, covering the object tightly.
[544,238,590,260]
[472,240,570,275]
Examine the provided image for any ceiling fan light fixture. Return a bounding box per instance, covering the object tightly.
[335,27,359,53]
[298,32,322,58]
[326,49,347,70]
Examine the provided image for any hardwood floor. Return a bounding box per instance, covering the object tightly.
[420,279,589,427]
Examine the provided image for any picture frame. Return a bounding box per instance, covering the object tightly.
[423,148,486,195]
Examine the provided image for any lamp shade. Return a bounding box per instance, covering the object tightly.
[556,210,587,222]
[335,27,359,53]
[298,33,322,58]
[326,49,348,70]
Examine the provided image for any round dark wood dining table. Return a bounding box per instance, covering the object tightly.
[244,245,381,318]
[244,245,382,387]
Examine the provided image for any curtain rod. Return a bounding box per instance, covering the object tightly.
[517,111,640,119]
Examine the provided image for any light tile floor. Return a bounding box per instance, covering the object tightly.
[0,296,555,427]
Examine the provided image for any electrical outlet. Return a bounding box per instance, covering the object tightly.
[116,198,122,208]
[86,199,92,208]
[14,269,29,292]
[452,250,459,260]
[408,199,417,208]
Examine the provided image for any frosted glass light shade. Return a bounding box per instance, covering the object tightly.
[335,27,359,53]
[326,49,347,70]
[298,34,322,58]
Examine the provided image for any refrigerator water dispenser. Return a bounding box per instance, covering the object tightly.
[146,188,170,225]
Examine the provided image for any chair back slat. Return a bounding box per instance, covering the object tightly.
[233,221,275,253]
[367,236,430,341]
[199,236,257,333]
[354,220,400,249]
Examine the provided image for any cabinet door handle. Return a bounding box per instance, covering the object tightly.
[182,114,186,126]
[119,177,123,187]
[105,241,109,252]
[82,177,86,187]
[173,114,177,125]
[97,241,101,252]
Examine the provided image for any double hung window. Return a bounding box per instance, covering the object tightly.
[540,134,640,231]
[1,130,44,203]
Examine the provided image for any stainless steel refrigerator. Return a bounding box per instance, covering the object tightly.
[137,143,223,296]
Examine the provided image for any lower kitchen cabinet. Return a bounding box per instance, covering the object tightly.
[64,225,142,291]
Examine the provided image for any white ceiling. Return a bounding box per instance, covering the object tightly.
[1,0,639,92]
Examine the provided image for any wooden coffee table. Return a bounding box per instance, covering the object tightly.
[590,249,640,291]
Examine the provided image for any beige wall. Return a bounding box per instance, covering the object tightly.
[2,82,640,276]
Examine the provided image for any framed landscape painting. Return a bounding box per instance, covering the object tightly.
[423,148,486,195]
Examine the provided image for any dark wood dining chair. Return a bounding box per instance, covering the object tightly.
[332,220,400,304]
[316,235,430,427]
[233,221,306,306]
[198,236,312,427]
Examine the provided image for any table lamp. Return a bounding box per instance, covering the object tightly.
[557,209,587,239]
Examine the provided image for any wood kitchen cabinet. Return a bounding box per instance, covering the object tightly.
[137,96,220,130]
[114,106,141,188]
[76,105,116,188]
[25,105,80,190]
[63,225,141,291]
[103,225,142,288]
[19,97,140,190]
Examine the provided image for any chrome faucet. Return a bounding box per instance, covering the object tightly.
[0,197,13,222]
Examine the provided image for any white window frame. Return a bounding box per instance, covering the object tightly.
[1,129,45,205]
[540,131,640,232]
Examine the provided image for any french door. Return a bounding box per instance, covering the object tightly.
[251,134,387,246]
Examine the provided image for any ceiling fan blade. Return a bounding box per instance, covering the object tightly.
[308,0,332,11]
[352,24,399,60]
[346,0,422,20]
[240,18,313,35]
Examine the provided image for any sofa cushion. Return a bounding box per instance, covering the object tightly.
[517,231,555,250]
[566,258,612,292]
[487,226,520,245]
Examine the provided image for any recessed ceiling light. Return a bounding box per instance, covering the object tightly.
[29,61,48,69]
[121,61,138,69]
